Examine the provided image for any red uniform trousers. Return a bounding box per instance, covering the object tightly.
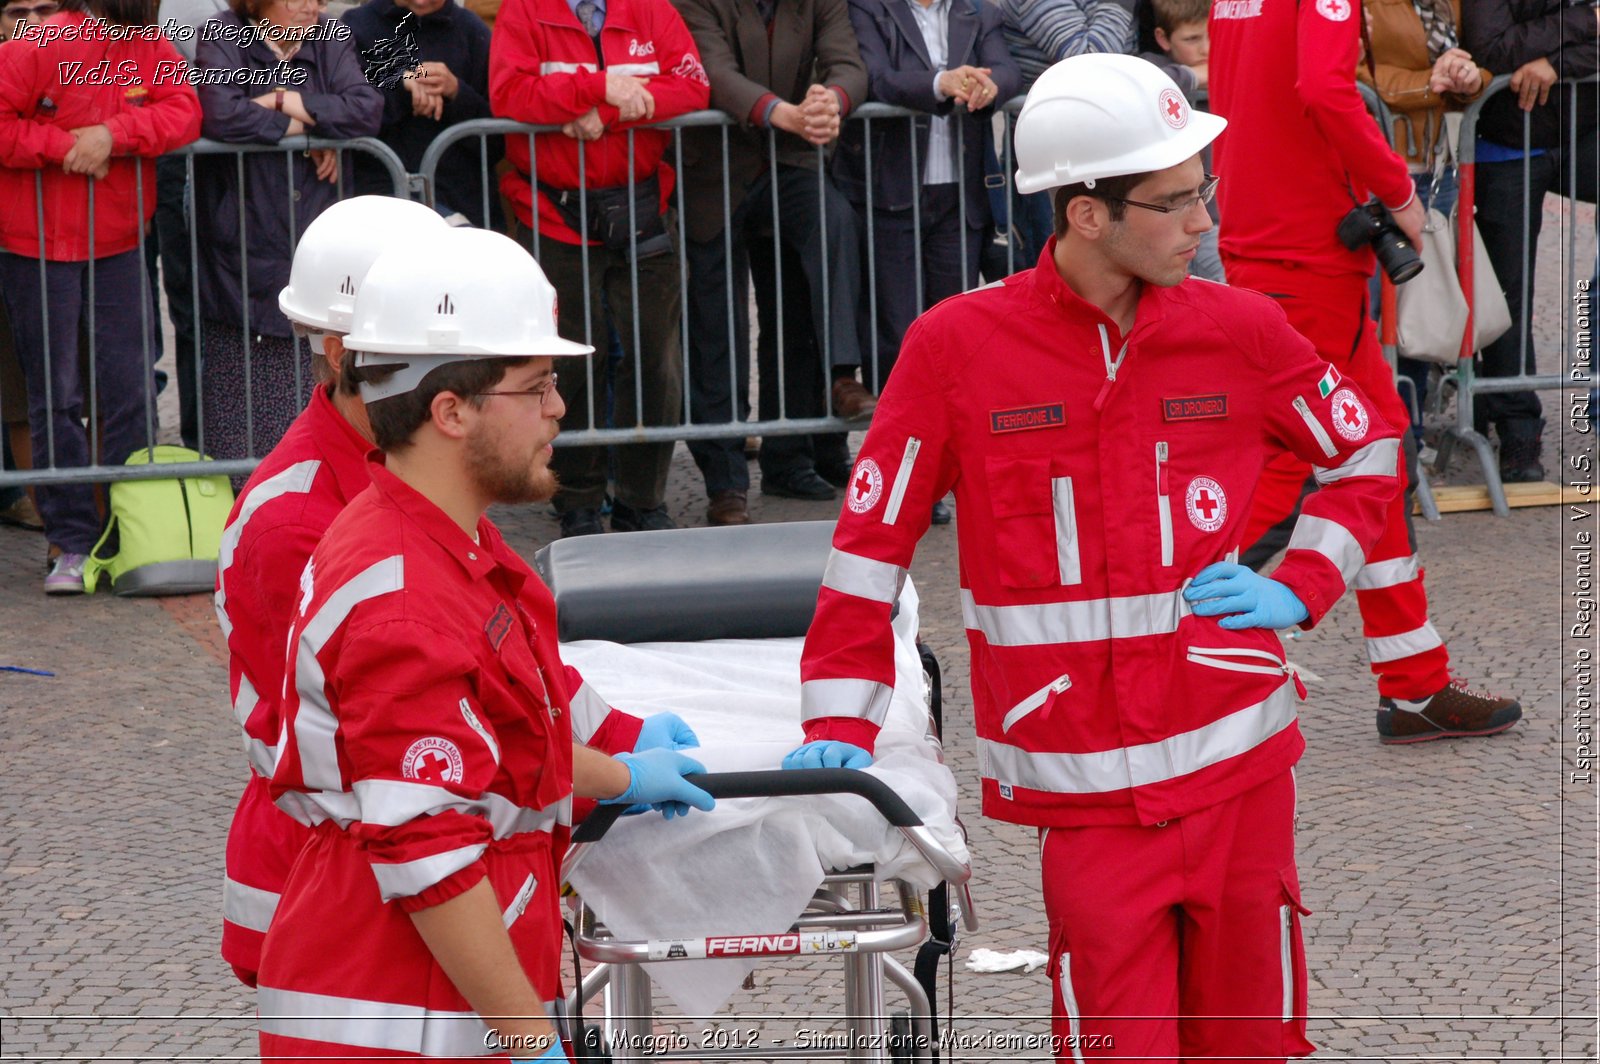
[1225,259,1450,701]
[222,775,309,985]
[1041,771,1313,1063]
[257,824,566,1064]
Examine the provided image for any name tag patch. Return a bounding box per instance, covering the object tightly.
[990,403,1065,434]
[1163,394,1229,421]
[484,603,514,653]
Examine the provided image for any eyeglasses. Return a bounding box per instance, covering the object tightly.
[475,373,560,410]
[1105,174,1219,215]
[3,2,59,16]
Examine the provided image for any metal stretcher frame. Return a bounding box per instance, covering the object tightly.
[554,673,977,1064]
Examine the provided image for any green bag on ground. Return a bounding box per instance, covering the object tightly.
[83,446,234,596]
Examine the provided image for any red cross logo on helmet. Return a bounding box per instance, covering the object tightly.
[1158,87,1188,129]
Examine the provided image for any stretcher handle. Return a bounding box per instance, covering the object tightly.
[573,769,924,844]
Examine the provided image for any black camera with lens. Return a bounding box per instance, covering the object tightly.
[1335,198,1424,284]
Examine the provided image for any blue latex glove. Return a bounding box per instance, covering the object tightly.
[601,748,715,820]
[634,711,699,752]
[1183,562,1309,630]
[781,740,874,770]
[511,1041,567,1062]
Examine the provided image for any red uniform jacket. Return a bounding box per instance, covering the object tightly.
[218,390,639,985]
[488,0,710,242]
[1207,0,1414,276]
[0,12,201,260]
[260,463,583,1059]
[802,248,1402,828]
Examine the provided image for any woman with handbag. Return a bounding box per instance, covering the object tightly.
[1358,0,1490,448]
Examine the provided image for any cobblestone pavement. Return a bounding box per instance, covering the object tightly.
[1,210,1595,1062]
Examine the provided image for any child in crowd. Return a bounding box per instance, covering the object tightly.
[1149,0,1224,282]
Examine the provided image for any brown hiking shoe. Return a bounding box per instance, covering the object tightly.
[1375,679,1523,745]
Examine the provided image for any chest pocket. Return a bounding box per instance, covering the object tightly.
[984,454,1082,589]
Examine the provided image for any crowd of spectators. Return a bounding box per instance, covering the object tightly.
[0,0,1594,588]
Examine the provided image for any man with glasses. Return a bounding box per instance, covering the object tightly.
[1210,0,1524,746]
[786,54,1403,1059]
[0,0,55,38]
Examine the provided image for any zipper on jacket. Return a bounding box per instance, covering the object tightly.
[882,436,921,526]
[1156,441,1173,567]
[1187,645,1308,700]
[1292,395,1340,460]
[1001,673,1072,732]
[1279,905,1295,1021]
[1058,954,1088,1063]
[1051,477,1081,585]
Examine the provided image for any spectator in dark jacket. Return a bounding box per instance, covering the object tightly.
[0,0,202,593]
[341,0,501,227]
[1460,0,1597,482]
[835,0,1019,392]
[192,0,382,462]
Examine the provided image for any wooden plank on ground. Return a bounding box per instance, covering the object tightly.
[1418,481,1592,513]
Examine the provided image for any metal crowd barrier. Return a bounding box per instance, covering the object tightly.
[0,136,408,489]
[1438,74,1598,515]
[415,103,1029,451]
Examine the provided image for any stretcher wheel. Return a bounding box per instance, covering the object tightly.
[887,1010,914,1063]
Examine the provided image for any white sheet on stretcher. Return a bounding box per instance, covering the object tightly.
[559,578,967,1018]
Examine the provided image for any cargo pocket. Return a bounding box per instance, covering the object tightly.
[1278,865,1316,1057]
[502,873,537,929]
[985,455,1058,588]
[1045,934,1088,1064]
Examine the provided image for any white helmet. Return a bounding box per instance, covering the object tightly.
[1013,54,1227,195]
[345,228,593,401]
[278,196,450,334]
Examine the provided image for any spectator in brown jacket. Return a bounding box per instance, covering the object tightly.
[673,0,872,527]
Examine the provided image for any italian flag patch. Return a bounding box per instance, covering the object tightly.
[1317,365,1342,398]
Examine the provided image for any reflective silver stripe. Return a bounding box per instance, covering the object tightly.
[1365,622,1444,664]
[1052,477,1081,585]
[1058,954,1087,1064]
[352,780,567,838]
[959,587,1191,646]
[214,459,322,640]
[822,549,905,605]
[257,987,494,1057]
[538,61,596,74]
[503,873,537,928]
[800,677,895,726]
[882,437,921,526]
[293,555,406,793]
[245,736,278,779]
[978,681,1297,794]
[567,679,612,745]
[232,673,259,728]
[1284,515,1364,585]
[370,843,487,901]
[1314,437,1400,484]
[458,698,500,766]
[1292,396,1339,460]
[1279,905,1294,1021]
[223,875,279,934]
[1352,554,1421,591]
[1001,673,1071,732]
[607,62,660,76]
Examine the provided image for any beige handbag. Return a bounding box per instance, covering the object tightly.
[1395,113,1512,364]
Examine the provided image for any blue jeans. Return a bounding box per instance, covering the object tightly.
[0,249,156,553]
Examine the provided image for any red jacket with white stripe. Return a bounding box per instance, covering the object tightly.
[0,11,201,261]
[260,464,584,1051]
[488,0,710,242]
[802,248,1402,828]
[1208,0,1414,276]
[218,393,638,980]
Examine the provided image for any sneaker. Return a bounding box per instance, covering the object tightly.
[1376,679,1523,744]
[558,508,605,538]
[610,501,676,533]
[44,551,88,596]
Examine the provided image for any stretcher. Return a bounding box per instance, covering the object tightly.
[534,521,978,1063]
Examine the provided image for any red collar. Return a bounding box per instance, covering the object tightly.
[1028,236,1169,343]
[364,458,531,596]
[306,386,379,506]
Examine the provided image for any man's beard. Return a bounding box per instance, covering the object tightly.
[465,424,557,505]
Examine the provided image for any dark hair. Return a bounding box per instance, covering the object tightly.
[340,354,531,452]
[1051,171,1146,237]
[87,0,159,25]
[1152,0,1209,35]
